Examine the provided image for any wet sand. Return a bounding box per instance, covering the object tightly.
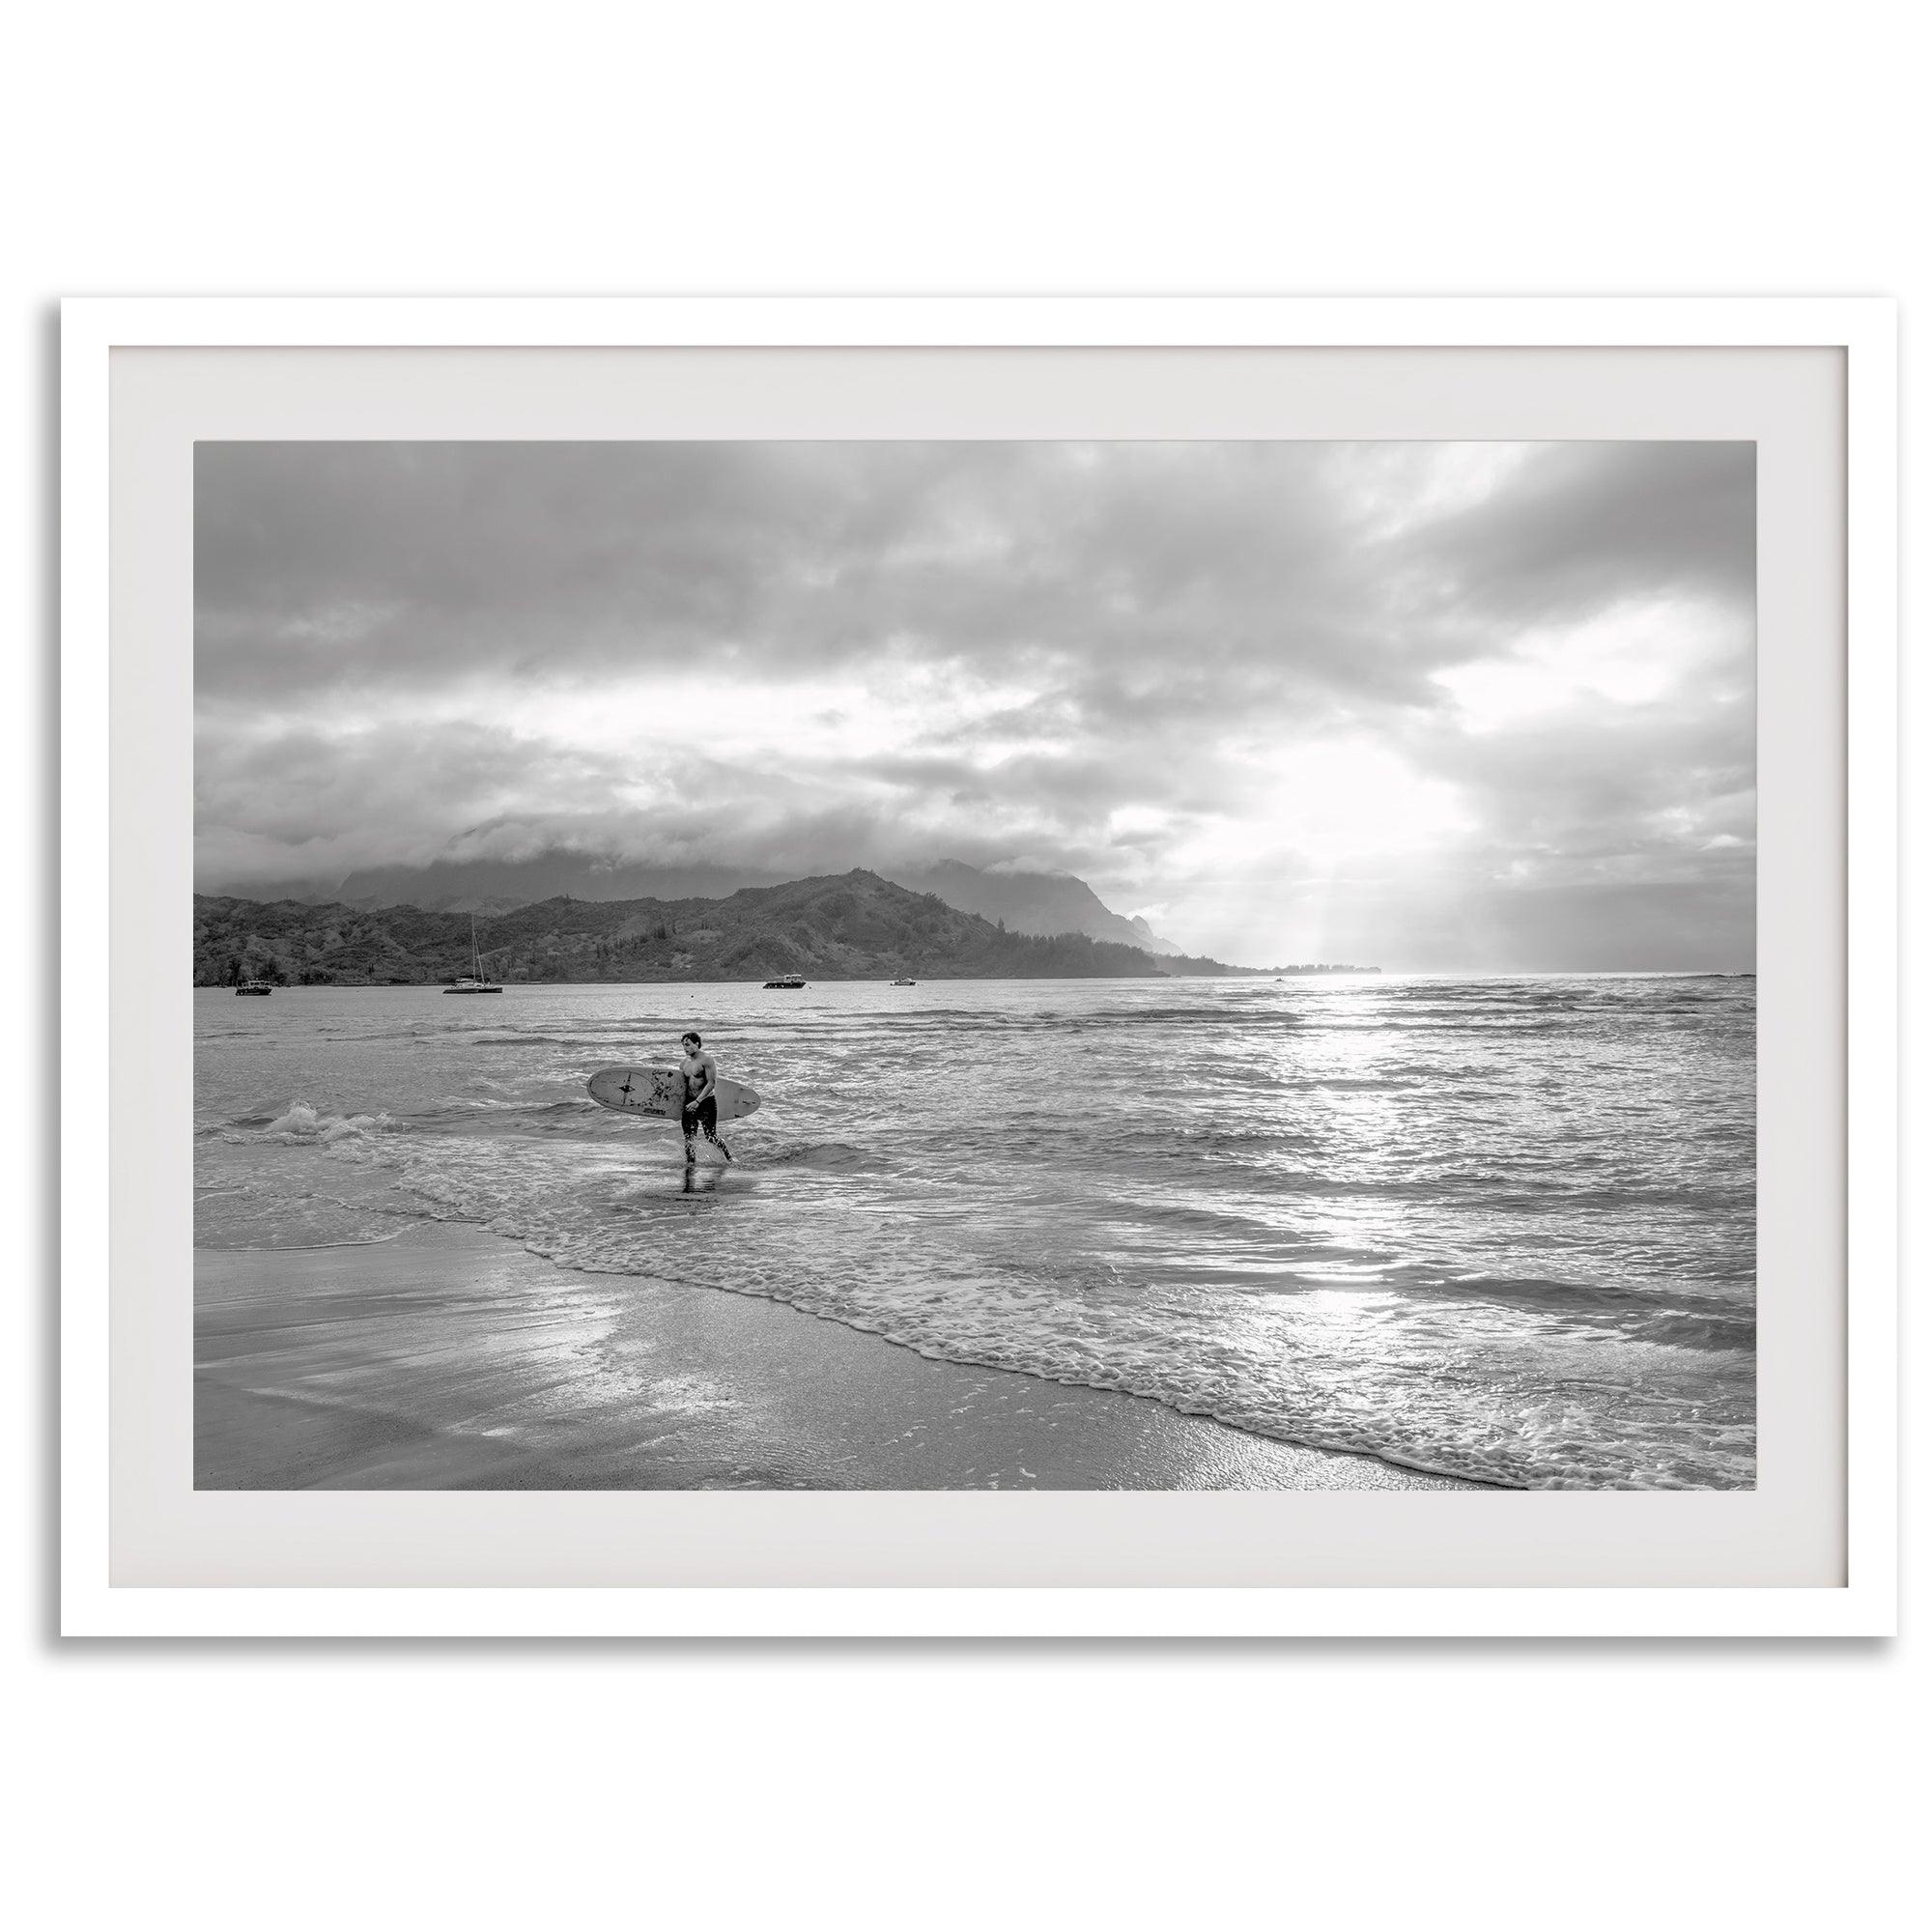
[195,1222,1484,1492]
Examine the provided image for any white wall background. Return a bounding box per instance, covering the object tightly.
[7,4,1920,1926]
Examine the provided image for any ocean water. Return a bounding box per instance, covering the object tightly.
[195,975,1756,1490]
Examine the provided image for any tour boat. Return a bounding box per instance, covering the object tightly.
[235,980,272,996]
[892,977,916,985]
[443,915,503,994]
[762,973,807,989]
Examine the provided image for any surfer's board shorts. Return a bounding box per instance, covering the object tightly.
[683,1094,721,1138]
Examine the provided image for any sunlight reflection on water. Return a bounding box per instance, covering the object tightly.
[195,973,1755,1488]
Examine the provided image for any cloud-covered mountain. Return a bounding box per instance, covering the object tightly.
[885,860,1180,954]
[330,850,781,916]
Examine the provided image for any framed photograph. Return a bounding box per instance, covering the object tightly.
[61,297,1897,1636]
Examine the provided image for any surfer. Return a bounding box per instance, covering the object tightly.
[678,1031,733,1164]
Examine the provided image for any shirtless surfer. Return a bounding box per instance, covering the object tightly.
[678,1031,733,1164]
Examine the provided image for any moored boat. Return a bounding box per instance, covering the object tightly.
[443,915,503,993]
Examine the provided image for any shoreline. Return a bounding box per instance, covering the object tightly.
[196,1221,1487,1492]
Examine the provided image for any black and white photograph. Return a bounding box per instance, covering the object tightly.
[192,437,1756,1493]
[20,1,1922,1917]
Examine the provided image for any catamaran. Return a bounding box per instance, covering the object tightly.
[443,915,503,994]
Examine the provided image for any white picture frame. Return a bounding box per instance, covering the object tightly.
[60,297,1898,1637]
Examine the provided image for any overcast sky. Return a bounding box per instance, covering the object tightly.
[195,440,1754,969]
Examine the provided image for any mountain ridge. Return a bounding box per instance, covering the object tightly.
[192,869,1377,985]
[294,849,1186,952]
[883,859,1181,954]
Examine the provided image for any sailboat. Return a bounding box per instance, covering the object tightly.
[443,915,503,994]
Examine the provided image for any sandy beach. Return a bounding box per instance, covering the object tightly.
[195,1222,1483,1492]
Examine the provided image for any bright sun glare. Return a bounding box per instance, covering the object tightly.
[1180,742,1470,871]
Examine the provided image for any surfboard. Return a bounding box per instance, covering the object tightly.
[585,1065,762,1122]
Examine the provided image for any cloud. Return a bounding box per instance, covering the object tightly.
[195,440,1755,967]
[1406,441,1755,624]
